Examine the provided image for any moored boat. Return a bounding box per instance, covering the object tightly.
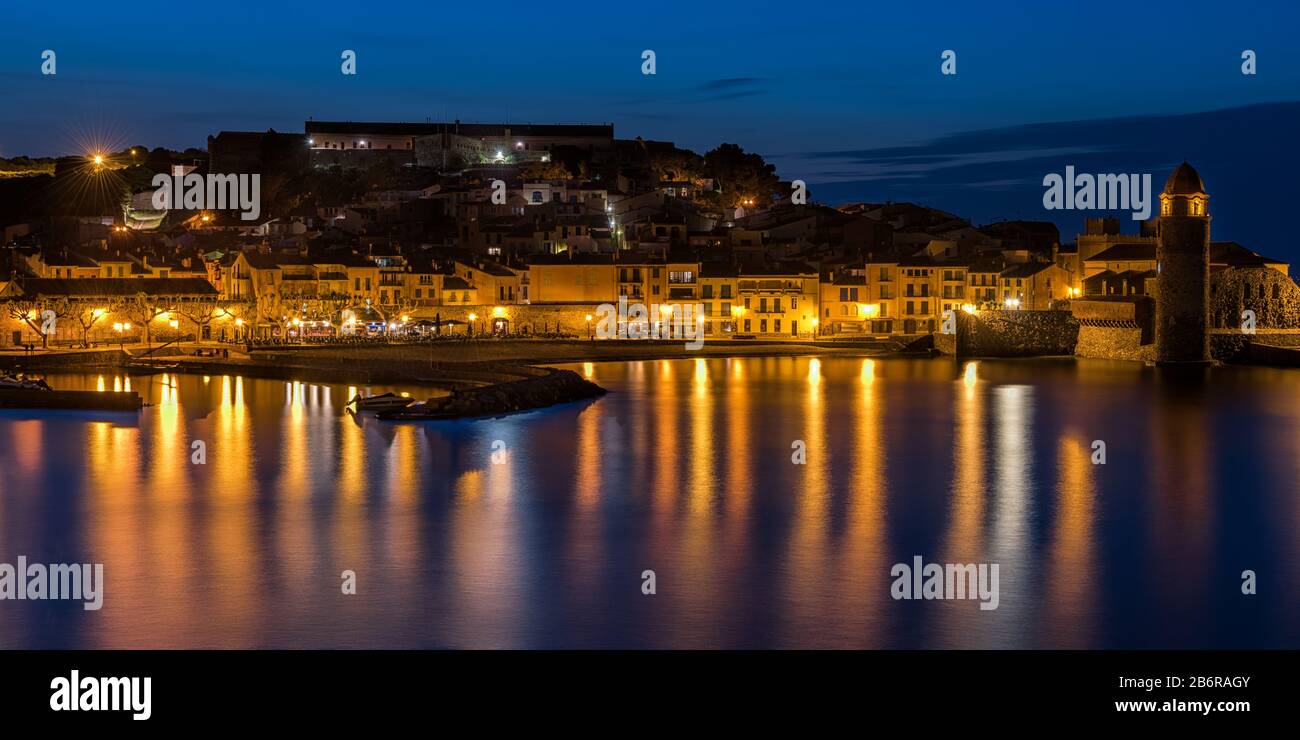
[125,362,181,375]
[348,392,414,412]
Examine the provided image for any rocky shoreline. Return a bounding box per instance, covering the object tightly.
[0,347,610,419]
[379,367,607,420]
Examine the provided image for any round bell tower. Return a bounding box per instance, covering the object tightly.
[1155,162,1211,365]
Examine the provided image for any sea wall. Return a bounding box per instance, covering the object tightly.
[1069,297,1155,363]
[1075,326,1155,362]
[1211,330,1300,363]
[935,310,1078,357]
[0,348,130,370]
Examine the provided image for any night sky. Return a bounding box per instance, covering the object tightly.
[3,1,1298,257]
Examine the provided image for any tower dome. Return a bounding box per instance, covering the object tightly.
[1159,162,1209,218]
[1163,161,1205,196]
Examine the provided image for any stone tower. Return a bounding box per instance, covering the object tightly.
[1155,162,1211,364]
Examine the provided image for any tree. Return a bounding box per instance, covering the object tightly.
[312,296,353,328]
[5,298,72,348]
[174,299,225,342]
[703,143,779,208]
[392,296,416,321]
[70,302,111,348]
[648,147,704,183]
[219,300,254,341]
[252,292,286,340]
[121,294,169,346]
[522,160,572,181]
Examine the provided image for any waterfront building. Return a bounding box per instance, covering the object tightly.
[733,262,820,338]
[819,273,870,335]
[999,261,1072,310]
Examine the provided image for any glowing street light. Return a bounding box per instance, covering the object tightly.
[961,303,977,314]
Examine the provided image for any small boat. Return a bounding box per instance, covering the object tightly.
[125,362,181,375]
[376,397,456,420]
[0,376,52,391]
[348,392,414,412]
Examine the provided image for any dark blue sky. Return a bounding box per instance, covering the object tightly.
[2,1,1298,255]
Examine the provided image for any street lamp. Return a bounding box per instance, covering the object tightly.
[585,314,593,339]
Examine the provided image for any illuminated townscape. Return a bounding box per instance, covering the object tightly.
[3,124,1296,366]
[3,10,1299,722]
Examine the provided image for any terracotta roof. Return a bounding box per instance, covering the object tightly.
[1087,243,1157,262]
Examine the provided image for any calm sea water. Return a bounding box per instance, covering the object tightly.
[0,357,1297,649]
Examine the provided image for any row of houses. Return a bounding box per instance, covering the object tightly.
[6,232,1292,342]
